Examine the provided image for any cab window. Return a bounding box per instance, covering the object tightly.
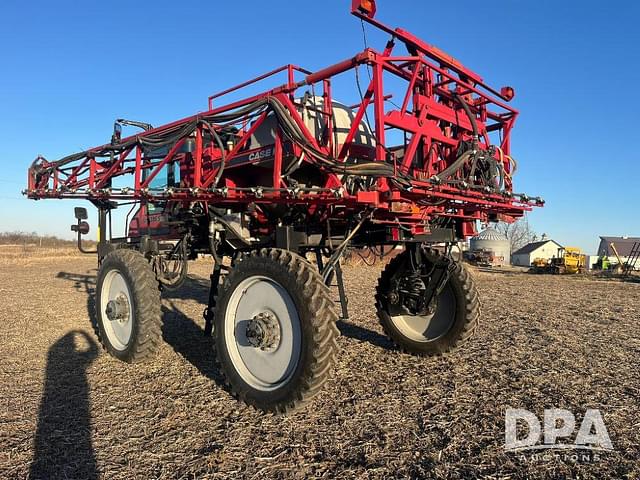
[143,161,180,214]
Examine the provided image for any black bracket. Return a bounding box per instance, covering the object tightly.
[421,255,453,310]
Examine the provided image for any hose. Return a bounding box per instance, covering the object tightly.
[436,150,474,181]
[156,236,188,290]
[44,94,516,196]
[454,94,479,144]
[200,120,227,188]
[495,145,517,177]
[39,95,409,187]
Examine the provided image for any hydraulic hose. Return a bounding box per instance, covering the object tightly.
[200,120,227,188]
[39,95,415,192]
[454,94,479,144]
[436,150,474,181]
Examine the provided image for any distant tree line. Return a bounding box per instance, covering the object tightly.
[0,231,95,248]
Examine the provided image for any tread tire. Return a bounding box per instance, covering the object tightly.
[213,248,340,414]
[94,249,162,363]
[375,249,480,356]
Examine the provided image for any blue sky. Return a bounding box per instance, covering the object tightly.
[1,0,638,253]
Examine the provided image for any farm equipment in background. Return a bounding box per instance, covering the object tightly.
[465,249,504,268]
[608,242,625,274]
[622,242,640,277]
[529,256,550,273]
[593,241,639,276]
[24,0,542,412]
[552,247,587,274]
[530,247,586,274]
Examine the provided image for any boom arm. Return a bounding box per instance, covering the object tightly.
[24,1,542,238]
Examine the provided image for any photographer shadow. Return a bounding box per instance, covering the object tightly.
[29,330,99,480]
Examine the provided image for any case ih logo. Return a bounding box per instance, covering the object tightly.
[248,147,273,162]
[505,408,613,460]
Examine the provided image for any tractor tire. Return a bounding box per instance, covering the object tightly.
[375,249,480,356]
[94,249,162,362]
[213,248,339,413]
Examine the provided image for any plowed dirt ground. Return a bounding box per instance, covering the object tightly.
[1,253,638,479]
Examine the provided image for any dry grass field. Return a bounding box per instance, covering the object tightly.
[1,251,639,479]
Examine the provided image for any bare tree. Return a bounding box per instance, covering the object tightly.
[495,217,537,252]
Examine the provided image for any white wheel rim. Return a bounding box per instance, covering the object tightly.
[100,270,134,351]
[225,275,301,391]
[390,284,456,343]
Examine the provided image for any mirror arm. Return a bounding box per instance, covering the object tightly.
[76,229,97,254]
[71,219,97,254]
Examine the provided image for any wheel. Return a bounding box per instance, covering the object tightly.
[94,249,162,362]
[375,248,480,355]
[213,248,339,413]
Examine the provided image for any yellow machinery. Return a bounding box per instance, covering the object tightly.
[530,257,549,272]
[530,247,586,274]
[551,247,586,274]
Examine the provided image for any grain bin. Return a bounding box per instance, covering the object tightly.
[469,228,511,266]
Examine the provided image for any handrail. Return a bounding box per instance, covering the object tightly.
[207,64,312,110]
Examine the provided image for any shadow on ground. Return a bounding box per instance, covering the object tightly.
[160,275,223,382]
[31,269,394,477]
[158,274,394,380]
[30,330,99,480]
[55,270,394,372]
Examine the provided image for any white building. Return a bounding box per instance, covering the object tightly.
[511,239,563,267]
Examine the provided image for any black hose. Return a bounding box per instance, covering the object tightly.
[200,120,227,188]
[156,237,188,290]
[454,94,479,143]
[321,212,371,282]
[208,210,252,246]
[40,95,415,191]
[437,150,474,181]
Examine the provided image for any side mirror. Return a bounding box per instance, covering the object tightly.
[74,207,88,220]
[71,221,90,235]
[72,207,89,236]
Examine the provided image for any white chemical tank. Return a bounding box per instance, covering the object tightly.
[249,95,375,157]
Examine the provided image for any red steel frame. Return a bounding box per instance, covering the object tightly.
[25,1,542,238]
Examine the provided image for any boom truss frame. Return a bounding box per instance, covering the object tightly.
[25,1,542,237]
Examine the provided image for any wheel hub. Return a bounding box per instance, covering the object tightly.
[245,311,281,351]
[388,291,400,304]
[105,294,130,322]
